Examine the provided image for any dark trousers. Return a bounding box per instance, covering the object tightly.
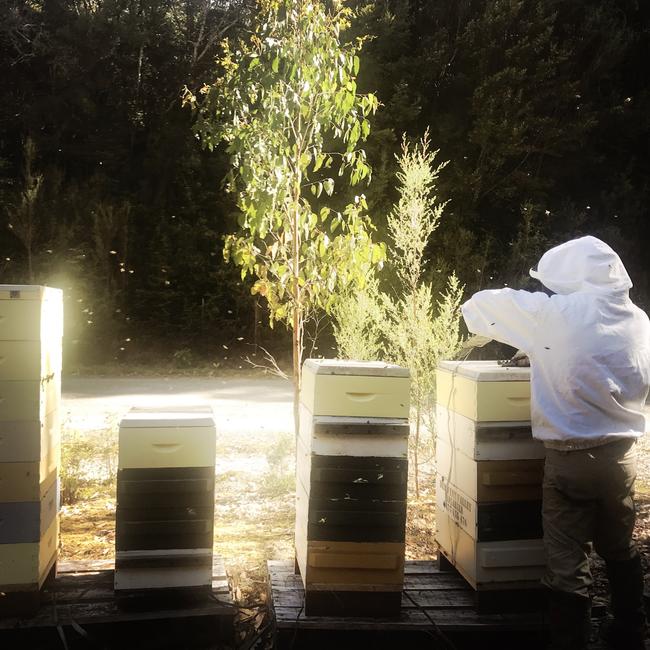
[542,438,638,596]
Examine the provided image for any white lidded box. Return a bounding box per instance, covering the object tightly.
[436,360,530,422]
[301,359,410,419]
[118,406,216,470]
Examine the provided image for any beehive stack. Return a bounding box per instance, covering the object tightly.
[295,359,410,617]
[435,360,546,602]
[115,406,216,594]
[0,285,62,614]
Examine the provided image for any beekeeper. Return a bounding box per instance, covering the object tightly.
[461,236,650,650]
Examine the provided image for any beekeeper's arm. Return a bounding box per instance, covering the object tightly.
[461,289,549,353]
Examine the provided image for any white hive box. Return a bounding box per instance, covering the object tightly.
[435,437,543,503]
[0,286,62,425]
[301,359,410,419]
[436,404,544,461]
[435,512,544,589]
[0,285,63,343]
[296,359,410,617]
[436,361,530,422]
[434,359,545,597]
[0,409,60,465]
[115,406,216,594]
[0,285,62,612]
[118,407,216,470]
[297,404,409,460]
[114,549,213,591]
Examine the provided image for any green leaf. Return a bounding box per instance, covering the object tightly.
[349,120,360,145]
[313,152,326,172]
[272,56,280,73]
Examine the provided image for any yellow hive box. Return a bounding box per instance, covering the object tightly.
[0,408,61,464]
[436,361,530,422]
[0,285,63,342]
[301,359,410,419]
[0,458,58,503]
[0,517,58,590]
[0,339,62,382]
[118,406,216,470]
[436,437,543,503]
[435,509,544,588]
[0,376,61,422]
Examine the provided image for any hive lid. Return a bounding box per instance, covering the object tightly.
[0,285,62,300]
[303,358,410,378]
[120,405,215,428]
[437,360,530,381]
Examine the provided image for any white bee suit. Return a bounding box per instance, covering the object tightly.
[461,235,650,446]
[460,237,650,646]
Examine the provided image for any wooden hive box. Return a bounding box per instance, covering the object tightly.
[435,360,545,593]
[115,406,216,593]
[0,285,62,615]
[296,359,410,616]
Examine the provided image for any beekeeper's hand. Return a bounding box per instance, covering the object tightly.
[499,349,530,367]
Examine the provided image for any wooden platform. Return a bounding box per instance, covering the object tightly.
[0,557,235,650]
[268,559,549,649]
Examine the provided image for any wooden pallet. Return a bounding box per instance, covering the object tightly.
[0,557,235,649]
[268,559,549,649]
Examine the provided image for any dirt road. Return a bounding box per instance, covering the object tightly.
[62,375,294,437]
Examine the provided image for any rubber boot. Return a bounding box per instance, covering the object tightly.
[602,554,647,650]
[547,589,591,650]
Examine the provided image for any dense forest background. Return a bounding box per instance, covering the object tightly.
[1,0,648,368]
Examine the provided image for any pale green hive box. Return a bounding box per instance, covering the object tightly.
[301,359,410,419]
[436,360,530,422]
[118,406,216,470]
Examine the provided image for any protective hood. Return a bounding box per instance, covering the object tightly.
[529,235,632,295]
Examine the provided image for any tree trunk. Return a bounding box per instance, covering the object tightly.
[414,402,421,499]
[291,172,302,442]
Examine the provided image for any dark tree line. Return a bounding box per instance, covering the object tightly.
[1,0,648,366]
